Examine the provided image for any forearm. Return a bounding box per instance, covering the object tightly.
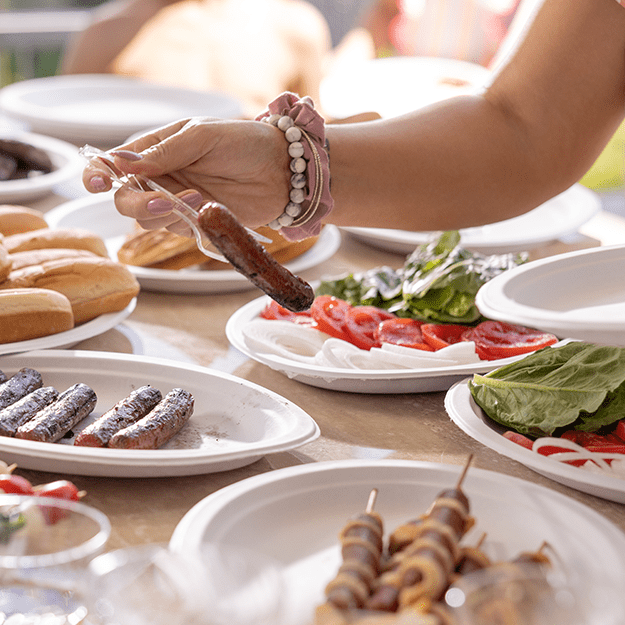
[325,0,625,232]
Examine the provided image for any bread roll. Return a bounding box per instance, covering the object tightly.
[0,256,140,324]
[0,288,74,344]
[0,205,48,236]
[9,248,98,271]
[3,227,109,257]
[117,224,318,270]
[0,242,11,282]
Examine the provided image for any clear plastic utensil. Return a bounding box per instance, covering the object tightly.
[79,145,271,263]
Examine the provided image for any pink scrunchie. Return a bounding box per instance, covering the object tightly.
[256,92,333,241]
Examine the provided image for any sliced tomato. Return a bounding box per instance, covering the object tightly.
[421,323,472,351]
[375,318,433,351]
[464,321,557,361]
[310,296,353,341]
[259,300,316,326]
[503,430,534,450]
[614,420,625,441]
[0,474,34,495]
[343,306,396,350]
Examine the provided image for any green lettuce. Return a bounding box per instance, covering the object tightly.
[468,342,625,436]
[317,231,526,324]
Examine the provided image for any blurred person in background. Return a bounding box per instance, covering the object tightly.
[61,0,332,118]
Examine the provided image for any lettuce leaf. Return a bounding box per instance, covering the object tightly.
[468,342,625,436]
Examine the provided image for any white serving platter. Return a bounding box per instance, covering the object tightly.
[46,195,342,294]
[226,296,549,394]
[0,299,136,356]
[170,459,625,625]
[475,244,625,346]
[0,75,243,147]
[0,350,319,477]
[445,379,625,504]
[343,184,600,255]
[0,130,84,203]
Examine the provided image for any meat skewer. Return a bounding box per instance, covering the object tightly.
[324,488,385,611]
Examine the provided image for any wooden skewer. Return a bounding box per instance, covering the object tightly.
[455,454,474,490]
[366,488,378,514]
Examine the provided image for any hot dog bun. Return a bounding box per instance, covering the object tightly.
[0,205,48,236]
[0,256,140,324]
[117,224,318,270]
[9,248,99,271]
[3,227,108,257]
[0,288,74,344]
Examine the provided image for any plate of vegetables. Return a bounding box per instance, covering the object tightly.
[226,232,560,393]
[445,342,625,503]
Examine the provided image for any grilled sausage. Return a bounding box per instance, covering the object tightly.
[0,386,59,436]
[108,388,193,449]
[15,383,97,443]
[197,202,314,312]
[0,368,43,410]
[74,385,163,447]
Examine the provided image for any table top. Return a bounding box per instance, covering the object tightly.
[13,190,625,551]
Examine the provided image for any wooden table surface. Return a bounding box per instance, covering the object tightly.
[10,190,625,554]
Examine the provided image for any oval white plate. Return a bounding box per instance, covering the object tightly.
[226,296,542,394]
[321,56,490,119]
[0,130,84,203]
[0,75,243,147]
[0,299,136,356]
[343,184,600,255]
[475,244,625,346]
[170,459,625,625]
[445,379,625,503]
[46,195,341,294]
[0,350,319,477]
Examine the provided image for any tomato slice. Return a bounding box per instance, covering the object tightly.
[375,318,433,351]
[343,306,396,350]
[260,300,316,327]
[421,323,472,351]
[503,430,534,450]
[310,296,353,341]
[464,320,557,361]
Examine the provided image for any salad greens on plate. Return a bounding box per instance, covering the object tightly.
[469,342,625,436]
[318,231,526,324]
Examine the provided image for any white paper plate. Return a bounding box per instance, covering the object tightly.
[343,184,600,255]
[0,130,84,203]
[0,75,243,147]
[475,244,625,346]
[0,299,136,356]
[169,459,625,625]
[226,296,540,394]
[0,350,319,477]
[321,56,490,120]
[445,380,625,504]
[46,195,342,294]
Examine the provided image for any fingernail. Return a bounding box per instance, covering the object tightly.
[90,176,107,191]
[147,198,174,215]
[111,150,142,161]
[181,191,203,208]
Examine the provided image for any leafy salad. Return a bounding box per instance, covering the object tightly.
[317,230,526,324]
[469,342,625,437]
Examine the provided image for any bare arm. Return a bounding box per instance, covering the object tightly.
[326,0,625,231]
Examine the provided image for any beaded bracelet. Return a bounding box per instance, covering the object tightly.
[256,92,333,241]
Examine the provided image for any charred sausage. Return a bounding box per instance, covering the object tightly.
[197,202,314,312]
[107,388,193,450]
[0,386,59,437]
[74,385,163,447]
[0,368,43,410]
[15,383,97,443]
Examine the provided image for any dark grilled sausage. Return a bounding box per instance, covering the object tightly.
[108,388,193,449]
[0,370,7,384]
[197,202,314,312]
[15,383,97,443]
[0,386,59,436]
[74,385,163,447]
[0,368,43,410]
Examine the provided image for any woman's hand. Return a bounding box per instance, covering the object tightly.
[82,117,290,235]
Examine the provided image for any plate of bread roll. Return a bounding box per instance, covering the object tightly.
[46,195,342,294]
[0,205,139,354]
